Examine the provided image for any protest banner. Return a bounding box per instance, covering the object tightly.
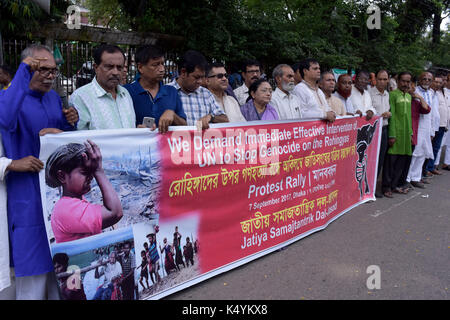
[39,116,381,300]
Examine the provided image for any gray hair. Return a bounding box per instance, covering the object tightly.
[272,64,291,82]
[20,44,53,61]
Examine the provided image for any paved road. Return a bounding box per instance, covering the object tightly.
[167,170,449,300]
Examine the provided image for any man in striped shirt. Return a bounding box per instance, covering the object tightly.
[70,44,136,130]
[167,50,228,129]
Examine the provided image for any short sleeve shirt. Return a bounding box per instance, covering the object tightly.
[51,197,103,243]
[167,80,225,126]
[124,80,186,127]
[70,77,136,130]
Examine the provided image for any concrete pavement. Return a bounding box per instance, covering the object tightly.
[167,169,449,300]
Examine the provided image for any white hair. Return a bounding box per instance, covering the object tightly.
[20,44,53,61]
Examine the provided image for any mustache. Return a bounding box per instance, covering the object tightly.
[109,76,120,81]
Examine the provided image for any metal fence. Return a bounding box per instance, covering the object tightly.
[1,38,180,101]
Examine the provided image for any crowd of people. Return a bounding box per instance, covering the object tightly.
[0,42,449,299]
[53,240,136,300]
[138,226,198,294]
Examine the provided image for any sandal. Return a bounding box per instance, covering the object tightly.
[393,187,408,194]
[383,191,394,198]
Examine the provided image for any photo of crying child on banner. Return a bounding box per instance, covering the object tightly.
[39,129,162,300]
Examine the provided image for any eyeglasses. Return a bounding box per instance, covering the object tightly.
[246,69,260,74]
[37,67,60,77]
[208,73,228,79]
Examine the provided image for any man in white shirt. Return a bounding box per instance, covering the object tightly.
[293,58,336,122]
[407,71,437,188]
[270,64,302,120]
[368,70,392,193]
[206,62,246,123]
[350,70,376,120]
[233,60,262,106]
[426,74,448,175]
[440,74,450,171]
[334,74,355,114]
[319,71,347,116]
[93,251,122,300]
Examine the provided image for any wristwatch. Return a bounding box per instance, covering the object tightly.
[209,114,215,123]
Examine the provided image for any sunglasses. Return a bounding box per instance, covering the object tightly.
[208,73,228,79]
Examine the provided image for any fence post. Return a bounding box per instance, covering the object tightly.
[0,31,4,65]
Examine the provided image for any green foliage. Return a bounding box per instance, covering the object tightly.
[2,0,449,75]
[0,0,45,36]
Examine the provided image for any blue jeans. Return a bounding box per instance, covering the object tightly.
[93,283,113,300]
[426,127,445,172]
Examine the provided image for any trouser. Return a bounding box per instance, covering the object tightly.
[121,275,135,300]
[444,144,450,165]
[446,145,450,165]
[426,127,445,171]
[377,125,389,178]
[382,153,410,192]
[407,154,427,182]
[0,269,60,300]
[93,283,113,300]
[435,131,449,166]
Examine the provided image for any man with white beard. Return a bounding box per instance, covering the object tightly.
[270,64,302,120]
[407,71,437,188]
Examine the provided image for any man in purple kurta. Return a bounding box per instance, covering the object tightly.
[0,45,77,299]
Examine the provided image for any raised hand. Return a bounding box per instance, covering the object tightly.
[22,56,48,72]
[83,139,103,174]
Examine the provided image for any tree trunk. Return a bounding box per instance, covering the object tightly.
[431,5,442,45]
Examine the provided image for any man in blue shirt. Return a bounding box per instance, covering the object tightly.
[0,44,76,299]
[124,45,187,133]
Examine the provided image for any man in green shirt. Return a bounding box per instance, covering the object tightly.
[382,72,413,197]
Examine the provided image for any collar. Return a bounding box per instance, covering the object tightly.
[171,78,200,95]
[241,83,249,92]
[134,80,166,96]
[370,86,387,96]
[92,77,126,98]
[302,79,319,91]
[417,86,431,93]
[352,85,365,96]
[274,87,291,99]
